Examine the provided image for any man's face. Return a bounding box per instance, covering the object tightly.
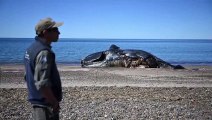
[46,27,60,42]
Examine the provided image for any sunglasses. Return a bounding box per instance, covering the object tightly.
[47,27,59,32]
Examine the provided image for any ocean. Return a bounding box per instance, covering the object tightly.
[0,38,212,65]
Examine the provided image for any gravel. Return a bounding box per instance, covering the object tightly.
[1,87,212,120]
[1,65,212,119]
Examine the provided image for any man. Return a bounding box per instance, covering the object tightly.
[24,18,63,120]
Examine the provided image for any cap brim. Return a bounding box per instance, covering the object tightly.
[52,22,63,28]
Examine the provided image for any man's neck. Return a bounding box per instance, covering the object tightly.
[40,37,51,45]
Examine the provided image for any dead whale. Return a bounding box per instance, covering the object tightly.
[81,44,184,69]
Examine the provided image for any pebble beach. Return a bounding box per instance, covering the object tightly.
[0,64,212,119]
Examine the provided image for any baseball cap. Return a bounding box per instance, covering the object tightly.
[35,17,63,35]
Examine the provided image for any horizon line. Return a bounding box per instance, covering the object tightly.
[0,37,211,40]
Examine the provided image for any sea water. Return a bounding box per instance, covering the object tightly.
[0,38,212,65]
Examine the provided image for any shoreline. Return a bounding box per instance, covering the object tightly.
[1,62,212,66]
[1,63,212,68]
[1,64,212,119]
[1,64,212,88]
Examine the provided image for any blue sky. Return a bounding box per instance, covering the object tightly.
[0,0,211,39]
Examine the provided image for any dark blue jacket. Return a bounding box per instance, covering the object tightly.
[24,37,62,105]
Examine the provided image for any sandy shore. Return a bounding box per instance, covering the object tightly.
[1,64,212,88]
[0,64,212,119]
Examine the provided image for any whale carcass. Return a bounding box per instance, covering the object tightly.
[81,45,184,69]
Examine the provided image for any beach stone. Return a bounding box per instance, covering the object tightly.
[1,87,212,119]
